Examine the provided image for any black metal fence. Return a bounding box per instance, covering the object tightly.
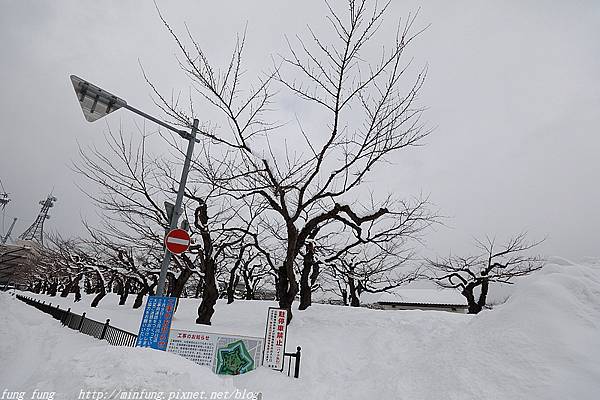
[14,293,301,378]
[17,294,138,345]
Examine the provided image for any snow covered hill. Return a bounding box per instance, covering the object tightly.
[1,260,599,400]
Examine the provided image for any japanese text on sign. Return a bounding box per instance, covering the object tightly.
[167,329,264,375]
[262,308,288,370]
[136,296,177,350]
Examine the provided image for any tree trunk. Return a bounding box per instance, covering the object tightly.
[194,198,219,325]
[60,279,73,297]
[277,263,293,318]
[279,226,300,323]
[243,277,255,300]
[196,259,218,325]
[118,278,131,305]
[91,285,106,307]
[462,284,482,314]
[166,272,175,297]
[348,277,360,307]
[226,273,239,304]
[171,268,192,299]
[84,277,93,294]
[60,275,81,298]
[106,275,115,295]
[194,278,203,298]
[48,280,58,297]
[273,273,280,301]
[476,278,489,311]
[298,249,313,310]
[133,282,156,309]
[114,278,124,296]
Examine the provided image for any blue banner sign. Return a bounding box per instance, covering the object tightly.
[136,296,177,350]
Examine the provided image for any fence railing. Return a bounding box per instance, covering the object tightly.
[14,293,301,378]
[17,294,142,346]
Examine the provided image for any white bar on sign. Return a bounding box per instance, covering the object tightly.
[167,237,189,245]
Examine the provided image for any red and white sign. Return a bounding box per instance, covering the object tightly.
[164,229,190,255]
[262,308,288,370]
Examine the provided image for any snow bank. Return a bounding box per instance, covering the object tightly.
[2,261,599,399]
[0,293,276,399]
[400,262,600,399]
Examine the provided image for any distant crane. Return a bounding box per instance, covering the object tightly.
[1,217,17,245]
[0,178,9,211]
[0,193,9,210]
[19,194,57,246]
[0,178,17,244]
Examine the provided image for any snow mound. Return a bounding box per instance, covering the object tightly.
[407,262,600,399]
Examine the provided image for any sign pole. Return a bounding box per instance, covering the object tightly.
[156,118,198,297]
[69,75,198,298]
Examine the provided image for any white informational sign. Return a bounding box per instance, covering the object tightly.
[167,329,264,375]
[262,308,288,370]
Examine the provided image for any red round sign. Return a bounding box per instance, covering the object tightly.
[164,229,191,255]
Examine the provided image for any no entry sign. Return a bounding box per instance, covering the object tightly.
[165,229,191,254]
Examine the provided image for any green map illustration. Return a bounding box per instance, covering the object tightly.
[215,340,255,375]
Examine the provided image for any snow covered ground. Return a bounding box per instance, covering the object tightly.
[1,259,599,399]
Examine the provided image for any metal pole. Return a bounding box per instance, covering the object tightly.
[294,346,301,378]
[123,104,188,138]
[155,118,198,297]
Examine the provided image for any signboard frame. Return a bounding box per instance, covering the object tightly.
[166,329,264,375]
[261,307,289,371]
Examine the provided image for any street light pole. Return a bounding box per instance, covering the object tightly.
[155,118,198,296]
[70,74,198,297]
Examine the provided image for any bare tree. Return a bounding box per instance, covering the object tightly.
[293,196,431,309]
[317,197,430,306]
[219,245,270,303]
[152,0,430,322]
[324,253,421,307]
[427,232,545,314]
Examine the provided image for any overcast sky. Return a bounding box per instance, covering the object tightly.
[1,1,599,260]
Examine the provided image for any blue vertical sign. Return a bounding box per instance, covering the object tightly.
[136,296,177,350]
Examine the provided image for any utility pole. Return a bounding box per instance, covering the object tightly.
[156,118,197,296]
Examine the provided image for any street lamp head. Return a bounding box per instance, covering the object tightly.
[70,75,127,122]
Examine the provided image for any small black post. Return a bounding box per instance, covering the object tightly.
[79,312,86,332]
[294,346,301,379]
[100,319,110,340]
